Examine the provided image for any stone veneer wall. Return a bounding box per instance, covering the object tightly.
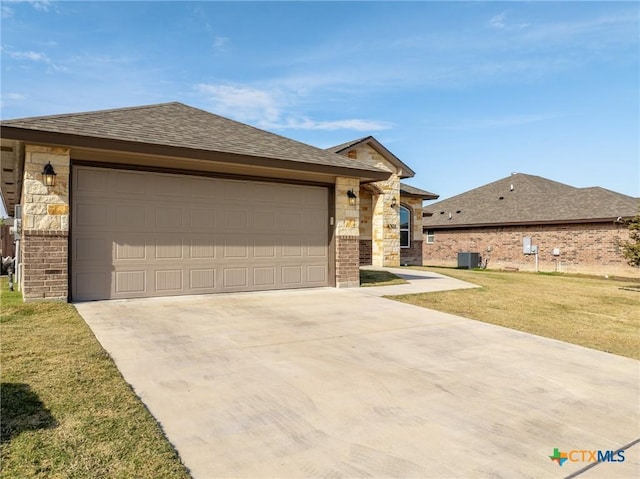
[423,222,638,277]
[335,177,360,287]
[353,145,400,267]
[20,145,70,300]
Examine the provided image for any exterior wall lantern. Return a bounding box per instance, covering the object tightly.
[42,162,57,186]
[347,189,357,206]
[390,197,397,208]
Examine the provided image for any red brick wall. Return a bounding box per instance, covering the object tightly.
[359,239,372,265]
[21,230,68,300]
[336,235,360,287]
[423,222,638,277]
[400,240,423,266]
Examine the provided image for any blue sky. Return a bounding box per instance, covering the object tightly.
[1,1,639,209]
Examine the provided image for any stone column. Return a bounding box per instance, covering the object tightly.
[20,145,70,300]
[335,177,360,287]
[371,175,400,267]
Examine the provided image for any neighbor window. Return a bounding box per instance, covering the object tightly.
[426,229,435,244]
[400,206,410,248]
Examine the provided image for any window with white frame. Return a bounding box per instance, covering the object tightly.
[400,206,410,248]
[426,229,435,244]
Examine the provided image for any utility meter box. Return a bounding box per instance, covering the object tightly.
[523,237,532,254]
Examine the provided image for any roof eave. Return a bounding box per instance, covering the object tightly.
[423,217,634,230]
[401,192,440,200]
[1,126,391,182]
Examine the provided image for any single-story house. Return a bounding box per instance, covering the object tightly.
[422,173,639,276]
[326,137,438,267]
[0,102,437,301]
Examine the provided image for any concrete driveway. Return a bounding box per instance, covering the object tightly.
[76,271,639,479]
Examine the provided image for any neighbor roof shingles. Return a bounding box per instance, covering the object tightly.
[0,102,390,175]
[423,173,638,227]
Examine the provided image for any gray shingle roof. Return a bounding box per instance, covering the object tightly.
[1,102,389,176]
[423,173,638,228]
[400,183,439,200]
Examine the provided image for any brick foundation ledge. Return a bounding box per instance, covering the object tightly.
[21,229,69,301]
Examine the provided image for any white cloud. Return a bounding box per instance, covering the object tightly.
[3,92,26,100]
[196,82,392,132]
[196,83,282,124]
[1,5,14,17]
[489,12,507,30]
[278,117,392,132]
[3,48,67,72]
[6,49,47,61]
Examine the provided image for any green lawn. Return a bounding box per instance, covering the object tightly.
[359,269,408,287]
[0,279,191,479]
[391,267,640,359]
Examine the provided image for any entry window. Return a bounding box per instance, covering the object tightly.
[426,229,435,244]
[400,206,410,248]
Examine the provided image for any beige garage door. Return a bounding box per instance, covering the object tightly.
[71,166,329,301]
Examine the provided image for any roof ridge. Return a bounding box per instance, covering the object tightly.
[1,102,184,123]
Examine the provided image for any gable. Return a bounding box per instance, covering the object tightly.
[327,136,415,179]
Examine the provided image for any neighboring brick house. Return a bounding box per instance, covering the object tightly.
[327,137,438,267]
[422,173,639,276]
[0,103,437,301]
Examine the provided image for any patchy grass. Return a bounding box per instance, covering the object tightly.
[0,279,192,479]
[391,267,640,360]
[360,269,409,287]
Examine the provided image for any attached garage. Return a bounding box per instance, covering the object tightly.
[72,166,329,300]
[0,102,391,301]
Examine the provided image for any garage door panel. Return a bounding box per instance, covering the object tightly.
[223,181,250,201]
[75,168,109,194]
[282,240,303,257]
[115,171,148,195]
[307,265,327,283]
[189,178,218,199]
[75,202,107,227]
[281,211,304,233]
[189,208,216,229]
[115,236,147,260]
[253,210,277,232]
[153,175,184,196]
[223,240,249,259]
[75,271,110,299]
[278,185,307,204]
[223,268,248,288]
[116,205,145,228]
[224,208,249,231]
[115,271,146,294]
[282,266,302,285]
[190,269,216,289]
[155,270,183,291]
[189,237,216,259]
[72,166,329,300]
[253,267,276,287]
[154,238,183,260]
[75,236,109,261]
[254,241,276,258]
